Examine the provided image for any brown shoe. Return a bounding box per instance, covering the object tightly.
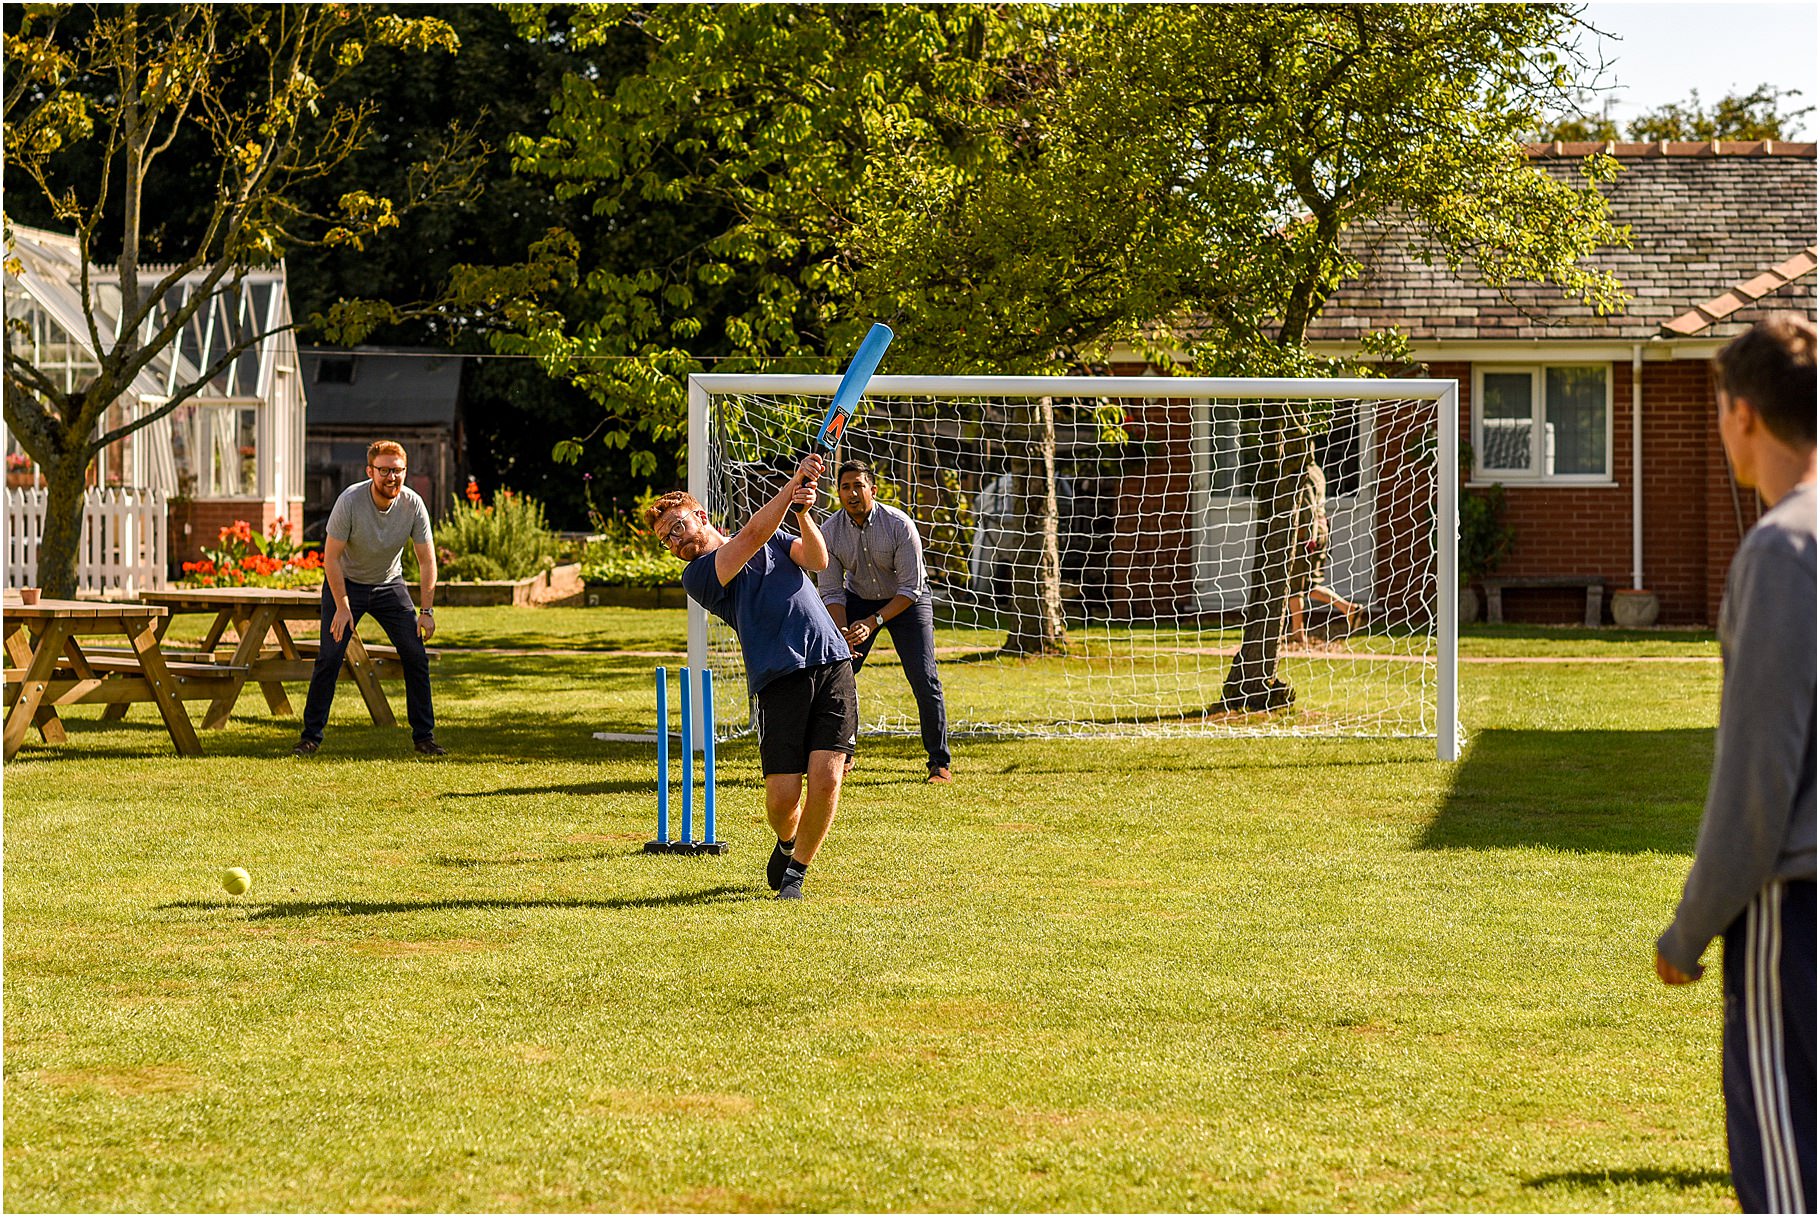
[292,738,320,758]
[926,766,951,784]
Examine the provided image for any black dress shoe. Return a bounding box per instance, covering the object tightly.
[413,738,448,757]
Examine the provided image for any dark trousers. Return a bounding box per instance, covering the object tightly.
[1722,879,1815,1214]
[300,579,436,745]
[843,593,949,770]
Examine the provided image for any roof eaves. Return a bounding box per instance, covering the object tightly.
[1527,140,1818,160]
[1661,245,1819,336]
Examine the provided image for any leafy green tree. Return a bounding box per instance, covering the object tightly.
[2,3,484,597]
[500,4,1060,476]
[1627,85,1813,142]
[1539,84,1812,144]
[274,4,655,527]
[852,4,1628,688]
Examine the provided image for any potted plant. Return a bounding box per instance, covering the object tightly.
[1459,483,1515,623]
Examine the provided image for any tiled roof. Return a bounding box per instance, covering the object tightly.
[1662,245,1818,335]
[1307,142,1818,345]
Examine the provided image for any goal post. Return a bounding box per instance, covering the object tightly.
[688,374,1460,760]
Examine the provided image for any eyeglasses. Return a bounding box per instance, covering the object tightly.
[370,466,407,481]
[659,515,692,546]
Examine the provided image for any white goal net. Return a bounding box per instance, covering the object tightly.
[689,375,1459,759]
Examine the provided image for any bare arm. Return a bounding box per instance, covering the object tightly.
[791,509,830,573]
[414,540,438,640]
[323,537,353,642]
[715,453,825,585]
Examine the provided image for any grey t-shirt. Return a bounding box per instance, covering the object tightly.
[326,482,433,585]
[1658,480,1817,973]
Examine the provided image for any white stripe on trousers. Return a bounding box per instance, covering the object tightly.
[1745,882,1806,1213]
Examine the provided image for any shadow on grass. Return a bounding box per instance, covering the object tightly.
[439,778,652,799]
[159,885,750,919]
[427,850,619,868]
[1525,1166,1732,1190]
[1421,728,1710,853]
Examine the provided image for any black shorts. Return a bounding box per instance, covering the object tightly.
[755,661,859,776]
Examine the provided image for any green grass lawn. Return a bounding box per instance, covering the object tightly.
[4,607,1731,1211]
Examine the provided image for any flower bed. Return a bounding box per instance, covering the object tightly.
[180,520,325,589]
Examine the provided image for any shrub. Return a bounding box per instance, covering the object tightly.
[435,487,559,581]
[580,498,683,587]
[1460,484,1516,585]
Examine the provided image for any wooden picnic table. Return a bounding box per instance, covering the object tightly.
[135,586,421,731]
[3,597,221,760]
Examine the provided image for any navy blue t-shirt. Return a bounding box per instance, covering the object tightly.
[683,533,851,697]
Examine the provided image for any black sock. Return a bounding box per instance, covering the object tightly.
[784,858,808,876]
[776,837,795,851]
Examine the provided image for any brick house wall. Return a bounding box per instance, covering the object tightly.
[1439,357,1750,626]
[1106,396,1198,619]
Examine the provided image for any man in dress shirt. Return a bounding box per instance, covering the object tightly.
[816,460,952,784]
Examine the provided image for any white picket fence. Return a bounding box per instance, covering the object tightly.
[4,486,169,594]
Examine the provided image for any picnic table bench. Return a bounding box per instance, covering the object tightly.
[3,597,230,759]
[1480,575,1606,628]
[133,587,434,730]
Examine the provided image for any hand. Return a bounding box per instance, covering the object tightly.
[791,479,817,514]
[418,612,436,641]
[1655,949,1703,985]
[329,604,353,642]
[794,453,825,511]
[843,620,872,647]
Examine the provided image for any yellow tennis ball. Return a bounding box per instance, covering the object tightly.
[221,867,251,896]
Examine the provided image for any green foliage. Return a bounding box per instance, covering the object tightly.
[504,4,1630,440]
[435,488,559,581]
[1540,84,1813,143]
[1461,484,1518,585]
[577,489,683,587]
[1628,85,1814,142]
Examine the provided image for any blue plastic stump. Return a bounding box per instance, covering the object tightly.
[701,667,716,844]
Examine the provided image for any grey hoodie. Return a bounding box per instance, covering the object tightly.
[1658,481,1817,974]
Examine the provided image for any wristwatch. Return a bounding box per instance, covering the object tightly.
[418,608,434,616]
[872,613,885,628]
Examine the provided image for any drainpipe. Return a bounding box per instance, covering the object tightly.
[1632,344,1644,589]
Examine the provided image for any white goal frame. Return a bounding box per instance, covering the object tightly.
[688,374,1460,761]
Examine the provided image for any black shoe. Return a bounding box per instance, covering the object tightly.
[777,864,806,900]
[292,738,319,758]
[767,839,794,892]
[413,737,448,757]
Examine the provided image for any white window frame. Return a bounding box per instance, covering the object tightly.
[1470,363,1613,485]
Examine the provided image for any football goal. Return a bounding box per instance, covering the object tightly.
[688,374,1460,760]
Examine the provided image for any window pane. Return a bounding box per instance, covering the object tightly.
[1479,372,1533,472]
[1545,367,1606,476]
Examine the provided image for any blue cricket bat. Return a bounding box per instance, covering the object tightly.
[796,322,893,513]
[812,322,893,452]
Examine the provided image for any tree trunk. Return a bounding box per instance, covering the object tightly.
[1001,396,1069,656]
[35,446,91,600]
[1220,402,1311,711]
